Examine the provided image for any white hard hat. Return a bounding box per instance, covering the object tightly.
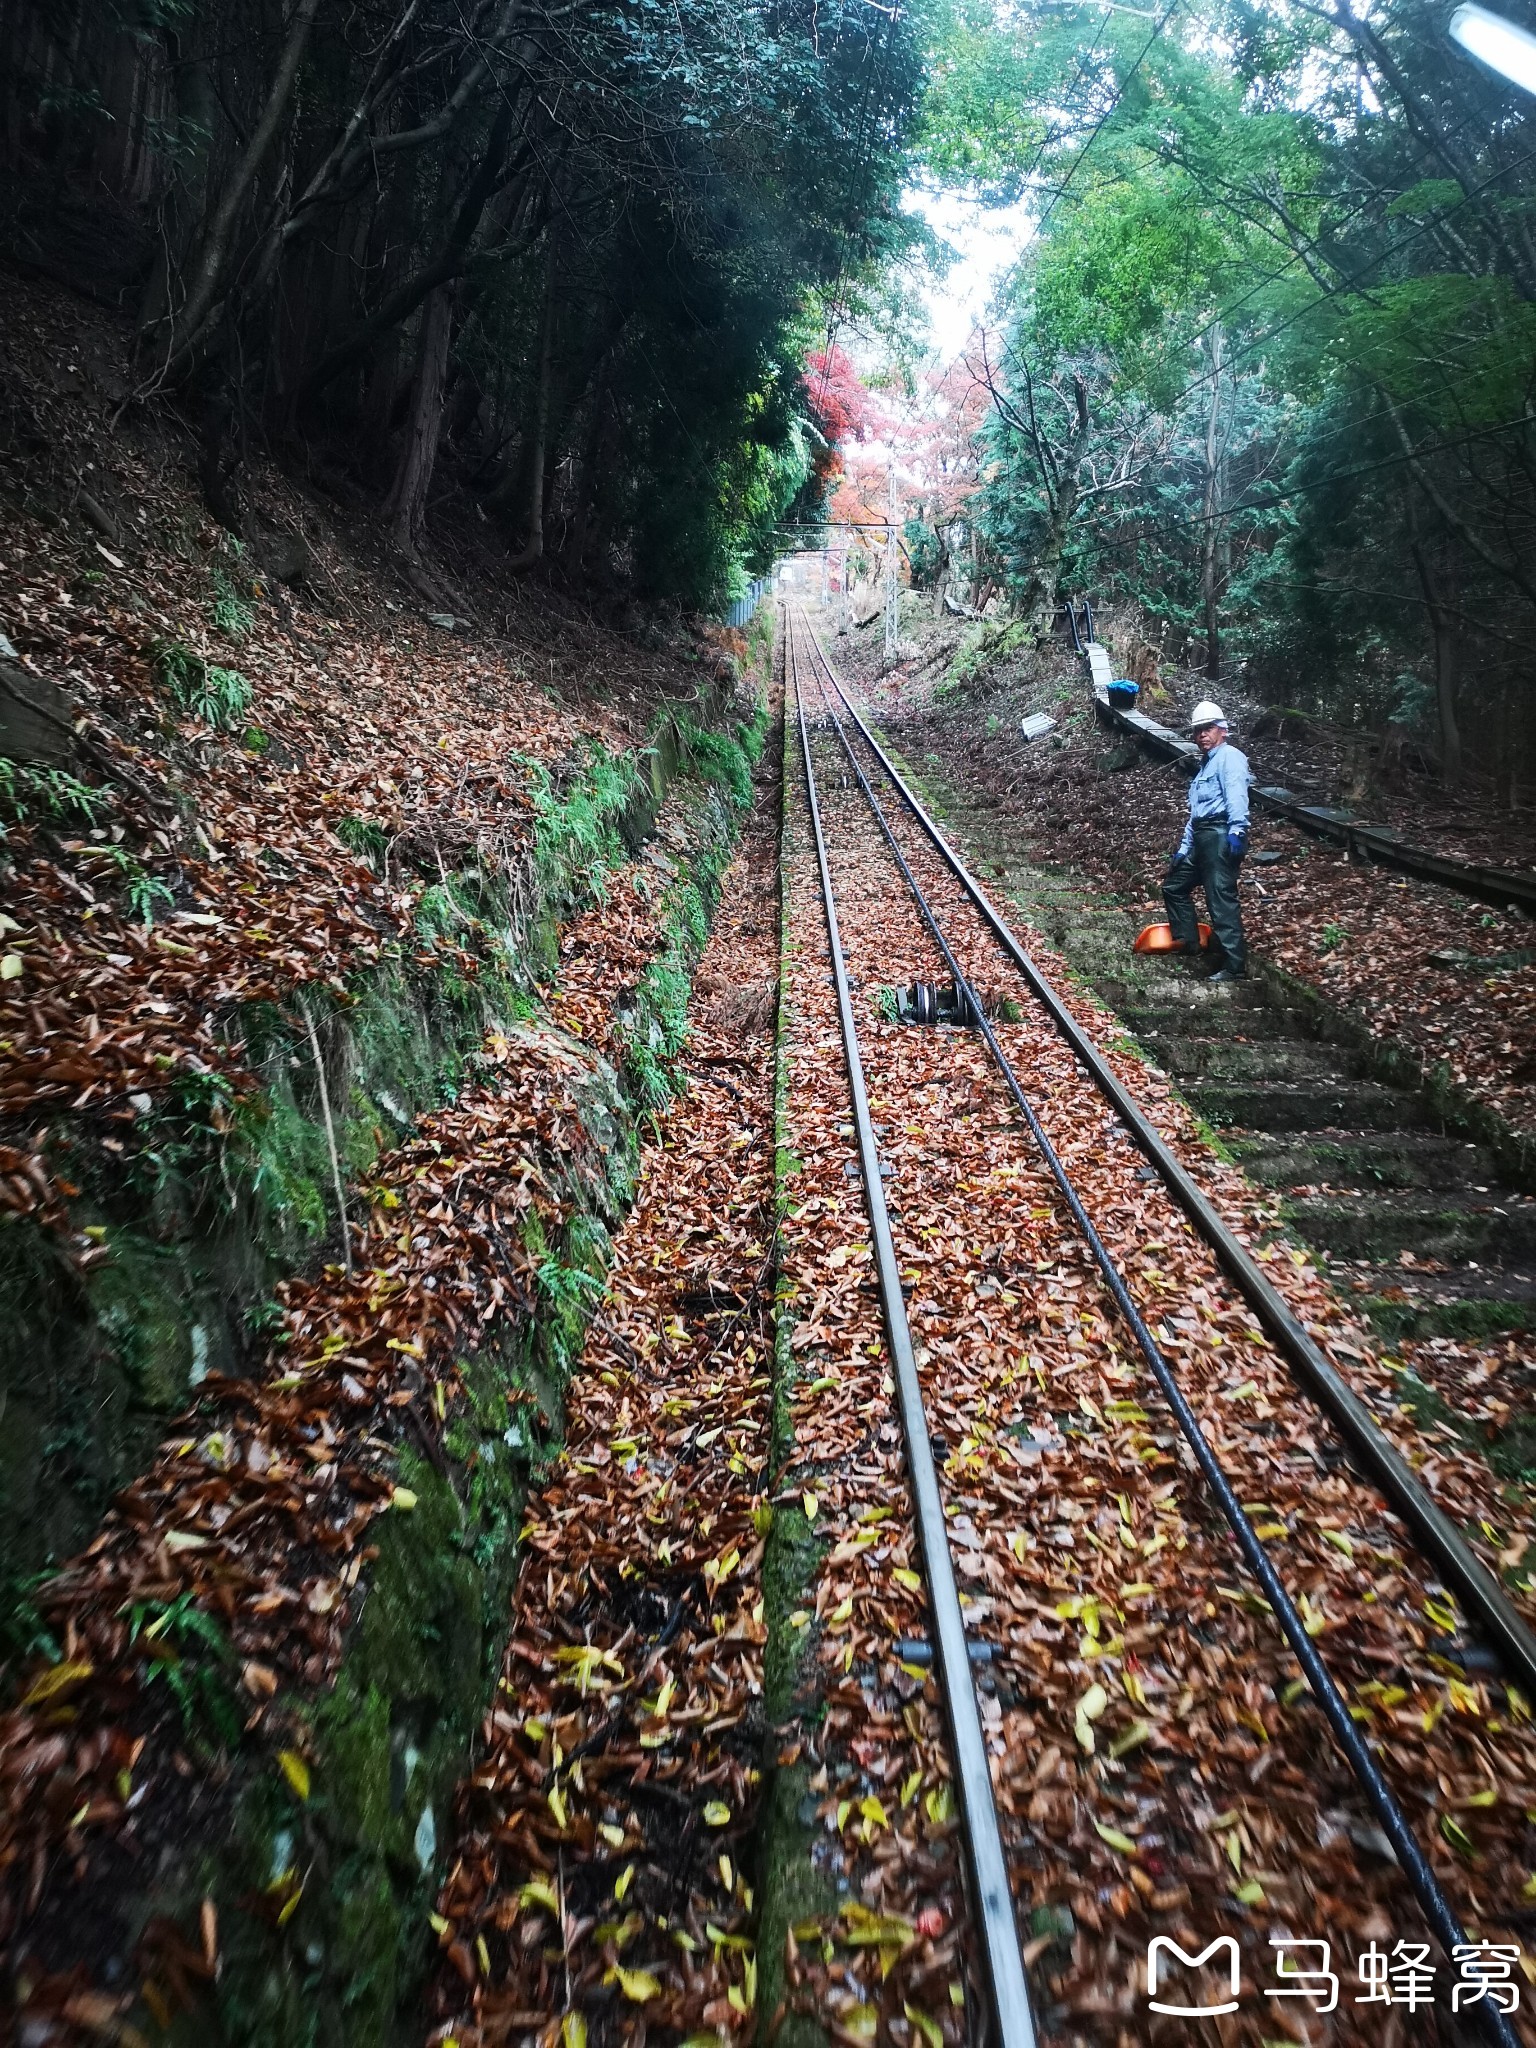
[1188,699,1228,729]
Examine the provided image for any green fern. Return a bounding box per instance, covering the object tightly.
[127,1591,243,1751]
[152,640,253,731]
[0,756,110,829]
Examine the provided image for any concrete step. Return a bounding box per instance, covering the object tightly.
[1196,1078,1411,1131]
[1099,974,1274,1021]
[1225,1131,1503,1194]
[1139,1034,1346,1085]
[1281,1192,1536,1264]
[1343,1267,1536,1342]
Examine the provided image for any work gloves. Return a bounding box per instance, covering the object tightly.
[1226,824,1249,864]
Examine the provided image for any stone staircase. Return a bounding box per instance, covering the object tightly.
[912,789,1536,1356]
[1100,965,1536,1339]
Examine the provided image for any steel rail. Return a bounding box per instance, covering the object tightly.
[786,621,1040,2048]
[798,620,1520,2048]
[797,613,1536,1702]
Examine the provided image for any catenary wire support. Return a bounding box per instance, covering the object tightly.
[803,613,1536,1704]
[799,613,1520,2048]
[788,618,1040,2048]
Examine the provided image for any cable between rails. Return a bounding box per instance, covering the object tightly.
[796,612,1519,2048]
[799,613,1536,1703]
[787,617,1041,2048]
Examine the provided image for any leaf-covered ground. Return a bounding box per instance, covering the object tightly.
[844,610,1536,1143]
[775,618,1536,2045]
[0,270,762,2037]
[426,702,783,2046]
[1,763,754,2033]
[0,277,726,1234]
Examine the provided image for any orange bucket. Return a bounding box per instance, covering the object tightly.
[1134,921,1212,954]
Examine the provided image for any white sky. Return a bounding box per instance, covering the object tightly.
[904,185,1037,363]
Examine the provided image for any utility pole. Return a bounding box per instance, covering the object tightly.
[884,468,900,661]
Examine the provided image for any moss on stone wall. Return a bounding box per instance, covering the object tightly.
[0,682,737,1640]
[2,672,771,2042]
[752,660,833,2048]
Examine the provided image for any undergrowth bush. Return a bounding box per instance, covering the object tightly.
[209,563,256,641]
[676,714,753,806]
[80,844,175,925]
[336,816,388,871]
[152,641,253,731]
[522,743,638,910]
[0,757,110,830]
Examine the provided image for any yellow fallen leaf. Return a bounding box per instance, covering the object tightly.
[703,1800,731,1826]
[1075,1682,1109,1752]
[562,2015,587,2048]
[859,1795,888,1829]
[519,1880,559,1914]
[803,1490,818,1521]
[893,1567,923,1592]
[1441,1814,1476,1857]
[277,1750,311,1801]
[1234,1879,1265,1905]
[1321,1528,1354,1559]
[1108,1720,1151,1760]
[598,1822,625,1848]
[841,2009,879,2043]
[390,1486,419,1511]
[1424,1595,1458,1635]
[548,1783,568,1830]
[1092,1817,1137,1855]
[904,2003,944,2048]
[21,1660,93,1709]
[611,1966,661,2002]
[0,953,24,981]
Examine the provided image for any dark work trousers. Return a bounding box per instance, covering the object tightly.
[1163,819,1246,970]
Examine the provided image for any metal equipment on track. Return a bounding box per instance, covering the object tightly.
[787,602,1529,2048]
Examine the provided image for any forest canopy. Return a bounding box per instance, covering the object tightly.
[895,0,1536,788]
[4,0,927,606]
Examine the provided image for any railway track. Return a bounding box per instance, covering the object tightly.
[781,605,1536,2045]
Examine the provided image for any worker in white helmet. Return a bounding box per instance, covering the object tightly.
[1162,699,1252,982]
